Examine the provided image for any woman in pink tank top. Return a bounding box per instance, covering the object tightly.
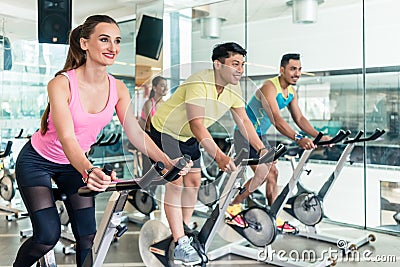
[13,15,190,267]
[138,76,168,174]
[139,76,168,133]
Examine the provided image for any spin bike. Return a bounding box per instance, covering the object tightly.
[138,144,287,267]
[126,144,159,225]
[196,137,236,215]
[126,184,159,224]
[283,128,385,253]
[0,141,15,203]
[208,132,345,267]
[37,156,189,267]
[0,140,29,221]
[126,149,159,225]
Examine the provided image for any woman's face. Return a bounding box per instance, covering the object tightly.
[154,79,168,96]
[81,22,121,66]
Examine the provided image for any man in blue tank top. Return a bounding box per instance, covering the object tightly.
[226,53,330,232]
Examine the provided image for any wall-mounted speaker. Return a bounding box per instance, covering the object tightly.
[136,14,163,60]
[38,0,72,44]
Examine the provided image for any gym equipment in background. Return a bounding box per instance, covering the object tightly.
[0,139,28,221]
[284,129,385,253]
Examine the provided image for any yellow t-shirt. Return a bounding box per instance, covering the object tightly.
[151,69,244,141]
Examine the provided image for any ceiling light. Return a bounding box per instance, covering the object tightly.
[199,17,226,39]
[287,0,324,24]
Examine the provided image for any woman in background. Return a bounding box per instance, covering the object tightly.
[139,76,168,133]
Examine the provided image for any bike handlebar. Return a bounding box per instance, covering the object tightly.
[0,141,13,158]
[15,129,24,139]
[98,133,121,147]
[150,156,191,185]
[240,144,287,166]
[233,148,248,166]
[313,132,324,145]
[317,130,352,146]
[343,128,385,144]
[78,155,190,197]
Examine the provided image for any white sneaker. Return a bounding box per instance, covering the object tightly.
[173,236,202,266]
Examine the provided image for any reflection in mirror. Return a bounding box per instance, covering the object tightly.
[135,0,164,117]
[185,0,400,234]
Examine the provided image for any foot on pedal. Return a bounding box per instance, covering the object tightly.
[186,221,198,230]
[173,236,202,266]
[276,219,298,234]
[225,204,247,228]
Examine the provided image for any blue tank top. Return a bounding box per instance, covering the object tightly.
[245,76,294,136]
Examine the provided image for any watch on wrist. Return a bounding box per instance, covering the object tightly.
[294,132,304,142]
[82,167,96,183]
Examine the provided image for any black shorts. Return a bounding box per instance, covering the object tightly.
[233,129,271,159]
[149,123,201,168]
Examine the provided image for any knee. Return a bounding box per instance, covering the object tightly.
[77,233,95,251]
[267,167,278,184]
[183,170,201,188]
[33,208,61,247]
[35,222,61,247]
[184,178,201,188]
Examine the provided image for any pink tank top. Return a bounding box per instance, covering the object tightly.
[140,98,157,120]
[31,69,119,164]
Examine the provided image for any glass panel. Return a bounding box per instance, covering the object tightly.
[365,0,400,233]
[133,1,164,116]
[1,15,68,155]
[0,6,137,176]
[123,0,164,179]
[245,1,366,227]
[0,0,399,235]
[190,0,246,138]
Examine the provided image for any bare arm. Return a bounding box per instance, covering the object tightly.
[186,102,232,171]
[260,81,308,140]
[287,90,319,138]
[115,80,173,169]
[138,99,151,131]
[288,93,331,146]
[260,81,326,148]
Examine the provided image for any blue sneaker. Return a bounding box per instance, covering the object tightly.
[174,236,202,266]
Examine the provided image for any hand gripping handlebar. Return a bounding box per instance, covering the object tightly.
[78,155,190,197]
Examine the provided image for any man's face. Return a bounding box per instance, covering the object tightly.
[217,53,245,85]
[281,59,302,85]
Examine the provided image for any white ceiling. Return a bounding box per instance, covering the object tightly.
[0,0,359,41]
[0,0,224,40]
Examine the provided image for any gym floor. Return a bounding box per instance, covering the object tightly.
[1,192,399,267]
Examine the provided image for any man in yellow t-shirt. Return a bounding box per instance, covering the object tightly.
[149,42,272,265]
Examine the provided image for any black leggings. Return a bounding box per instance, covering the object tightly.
[13,141,96,267]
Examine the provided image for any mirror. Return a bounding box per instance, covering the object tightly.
[135,0,164,115]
